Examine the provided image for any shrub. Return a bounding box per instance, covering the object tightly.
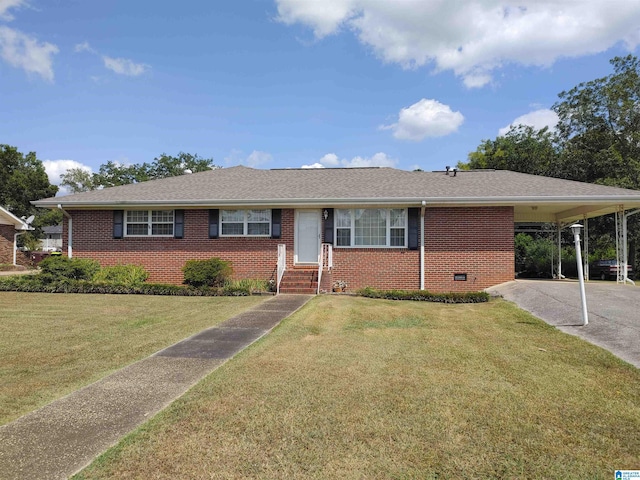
[225,278,271,293]
[357,287,490,304]
[182,258,232,287]
[0,276,252,296]
[93,264,149,286]
[38,256,100,281]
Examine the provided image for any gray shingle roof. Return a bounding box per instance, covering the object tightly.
[33,166,640,208]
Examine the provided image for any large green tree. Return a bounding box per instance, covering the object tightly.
[60,152,217,192]
[459,125,560,176]
[0,145,58,218]
[462,55,640,272]
[553,54,640,189]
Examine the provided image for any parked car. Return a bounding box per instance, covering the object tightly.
[589,260,634,280]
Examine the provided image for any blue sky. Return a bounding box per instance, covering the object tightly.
[1,1,640,193]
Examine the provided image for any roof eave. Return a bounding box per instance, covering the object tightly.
[34,194,640,209]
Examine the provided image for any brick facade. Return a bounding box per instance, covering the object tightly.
[424,207,515,292]
[0,225,13,265]
[63,206,514,292]
[0,225,31,267]
[64,209,295,285]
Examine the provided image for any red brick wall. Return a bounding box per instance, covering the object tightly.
[0,225,14,264]
[64,209,295,284]
[331,248,420,291]
[424,207,514,292]
[64,206,514,292]
[0,225,31,267]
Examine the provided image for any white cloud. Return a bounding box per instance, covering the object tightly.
[43,159,93,195]
[103,55,150,76]
[343,152,396,168]
[74,41,97,54]
[0,25,58,81]
[224,149,273,167]
[0,0,27,21]
[498,108,559,136]
[381,98,464,141]
[303,152,397,168]
[246,150,273,167]
[318,152,339,166]
[42,159,92,186]
[301,162,325,169]
[276,0,640,87]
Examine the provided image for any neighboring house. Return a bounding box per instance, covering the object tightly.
[0,206,32,266]
[40,225,63,252]
[32,166,640,293]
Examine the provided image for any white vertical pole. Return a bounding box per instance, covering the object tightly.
[557,223,562,279]
[67,217,73,258]
[583,217,589,281]
[571,224,588,326]
[420,201,426,290]
[623,212,628,284]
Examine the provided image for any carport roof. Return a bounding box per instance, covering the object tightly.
[33,166,640,223]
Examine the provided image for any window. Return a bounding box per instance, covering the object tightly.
[334,208,406,247]
[221,209,271,236]
[125,210,174,236]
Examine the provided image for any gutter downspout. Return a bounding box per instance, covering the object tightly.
[58,205,72,258]
[13,231,26,265]
[420,200,426,290]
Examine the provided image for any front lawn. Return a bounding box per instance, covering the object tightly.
[0,292,265,425]
[75,296,640,479]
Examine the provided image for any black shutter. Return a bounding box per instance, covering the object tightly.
[271,209,282,239]
[113,210,124,239]
[174,210,184,239]
[324,208,334,244]
[209,209,219,238]
[408,208,419,250]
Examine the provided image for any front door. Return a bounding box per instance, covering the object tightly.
[295,210,321,264]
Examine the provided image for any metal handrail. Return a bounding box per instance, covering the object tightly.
[317,243,333,294]
[277,244,286,294]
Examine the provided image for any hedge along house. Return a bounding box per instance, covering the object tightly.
[0,206,33,267]
[33,166,640,293]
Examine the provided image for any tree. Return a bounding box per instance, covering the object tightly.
[0,145,58,218]
[60,167,97,193]
[148,152,215,178]
[459,125,560,176]
[553,55,640,189]
[61,152,217,191]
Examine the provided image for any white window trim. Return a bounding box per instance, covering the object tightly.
[335,208,407,248]
[220,209,272,237]
[124,209,174,237]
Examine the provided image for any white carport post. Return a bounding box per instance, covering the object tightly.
[571,224,588,326]
[583,217,589,281]
[557,222,563,279]
[624,209,640,285]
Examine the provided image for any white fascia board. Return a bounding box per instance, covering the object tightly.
[0,206,31,230]
[37,195,640,210]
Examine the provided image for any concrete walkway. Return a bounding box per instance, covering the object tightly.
[0,294,312,480]
[487,279,640,368]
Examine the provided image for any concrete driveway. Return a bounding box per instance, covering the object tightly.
[487,279,640,369]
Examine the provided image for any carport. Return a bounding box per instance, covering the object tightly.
[512,197,640,285]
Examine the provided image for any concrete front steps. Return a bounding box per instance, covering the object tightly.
[279,268,318,294]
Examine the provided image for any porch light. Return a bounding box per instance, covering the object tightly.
[323,209,329,220]
[570,223,589,326]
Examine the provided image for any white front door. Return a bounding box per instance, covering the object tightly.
[295,210,321,264]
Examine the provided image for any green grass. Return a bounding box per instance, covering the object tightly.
[0,292,266,425]
[74,296,640,479]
